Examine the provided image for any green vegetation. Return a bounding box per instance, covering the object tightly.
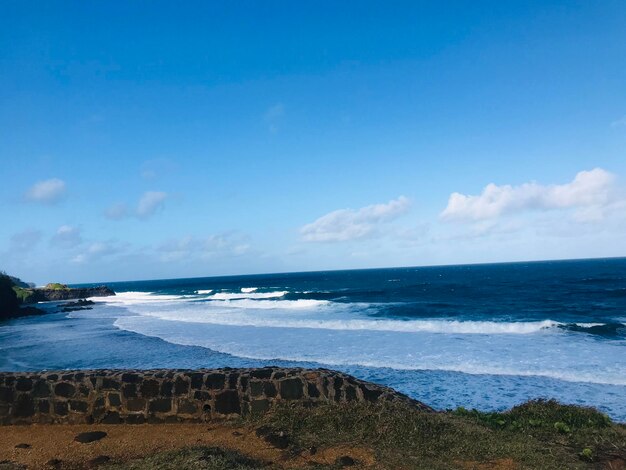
[250,399,625,469]
[106,447,267,470]
[45,282,69,290]
[102,400,625,469]
[12,286,35,303]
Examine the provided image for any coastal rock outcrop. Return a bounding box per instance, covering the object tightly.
[0,368,433,425]
[28,286,115,302]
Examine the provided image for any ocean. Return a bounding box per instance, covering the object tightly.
[1,258,625,421]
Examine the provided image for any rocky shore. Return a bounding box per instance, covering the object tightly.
[26,285,114,302]
[1,272,115,321]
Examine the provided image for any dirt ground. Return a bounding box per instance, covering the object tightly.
[0,423,376,469]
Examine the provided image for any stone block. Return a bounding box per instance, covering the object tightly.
[205,373,225,389]
[214,390,240,415]
[148,398,171,413]
[126,398,147,412]
[280,378,304,400]
[54,382,76,398]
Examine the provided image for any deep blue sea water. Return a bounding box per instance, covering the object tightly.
[1,258,625,420]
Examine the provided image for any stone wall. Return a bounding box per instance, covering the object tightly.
[0,368,432,425]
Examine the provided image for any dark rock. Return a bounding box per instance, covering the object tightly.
[250,381,264,397]
[360,386,382,402]
[264,431,290,449]
[264,382,277,397]
[86,455,110,468]
[38,400,50,413]
[333,378,343,401]
[272,371,286,380]
[140,379,159,397]
[309,446,317,455]
[194,390,210,401]
[148,398,171,413]
[0,386,14,402]
[15,443,31,449]
[345,385,357,401]
[13,395,34,418]
[232,431,243,436]
[16,377,33,392]
[121,373,141,383]
[336,456,356,466]
[250,399,270,414]
[107,393,121,406]
[255,425,272,437]
[307,383,320,398]
[250,368,273,379]
[45,458,62,468]
[178,400,197,414]
[125,414,145,424]
[33,380,50,398]
[101,378,119,390]
[74,431,107,443]
[101,411,120,424]
[54,382,76,398]
[174,377,189,395]
[228,373,239,389]
[214,390,240,414]
[280,378,304,400]
[189,373,204,389]
[126,398,146,412]
[160,381,173,397]
[29,286,114,302]
[70,400,89,412]
[122,384,137,398]
[205,373,225,389]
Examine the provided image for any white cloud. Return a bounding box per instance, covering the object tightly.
[301,196,410,242]
[158,233,251,262]
[71,241,123,264]
[441,168,617,222]
[24,178,66,204]
[51,225,82,248]
[106,192,167,220]
[264,103,285,133]
[137,191,168,218]
[104,203,129,220]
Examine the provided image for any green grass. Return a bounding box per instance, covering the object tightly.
[249,399,625,469]
[45,283,69,290]
[103,400,625,469]
[12,286,35,303]
[104,447,268,470]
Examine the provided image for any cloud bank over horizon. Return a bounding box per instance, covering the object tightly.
[3,167,626,284]
[441,168,619,223]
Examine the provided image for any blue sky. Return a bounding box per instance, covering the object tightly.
[1,1,625,284]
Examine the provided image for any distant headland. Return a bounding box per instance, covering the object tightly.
[0,272,115,321]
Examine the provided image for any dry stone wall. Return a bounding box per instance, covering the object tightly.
[0,367,432,425]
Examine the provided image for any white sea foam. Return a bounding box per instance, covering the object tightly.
[241,287,258,293]
[112,315,626,386]
[208,291,288,300]
[89,291,184,304]
[196,289,213,294]
[139,308,560,333]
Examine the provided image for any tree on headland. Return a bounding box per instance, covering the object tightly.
[0,271,20,319]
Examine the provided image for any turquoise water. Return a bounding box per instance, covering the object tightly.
[1,258,625,420]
